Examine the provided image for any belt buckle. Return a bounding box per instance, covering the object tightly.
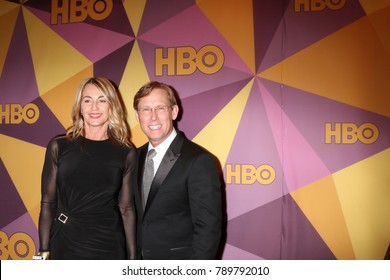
[58,213,68,224]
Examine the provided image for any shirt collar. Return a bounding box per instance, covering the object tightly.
[147,129,177,155]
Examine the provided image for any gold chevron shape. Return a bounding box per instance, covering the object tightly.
[22,7,91,95]
[0,134,46,227]
[259,16,390,117]
[291,175,355,259]
[333,148,390,259]
[193,78,253,167]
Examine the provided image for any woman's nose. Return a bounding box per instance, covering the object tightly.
[91,100,99,110]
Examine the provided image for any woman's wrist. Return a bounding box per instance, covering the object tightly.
[33,251,50,260]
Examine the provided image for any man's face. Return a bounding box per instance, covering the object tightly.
[135,88,178,147]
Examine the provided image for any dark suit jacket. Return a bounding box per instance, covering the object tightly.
[134,131,222,259]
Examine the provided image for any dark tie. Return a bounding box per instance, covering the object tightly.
[143,149,157,209]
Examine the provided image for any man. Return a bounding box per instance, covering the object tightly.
[133,81,222,260]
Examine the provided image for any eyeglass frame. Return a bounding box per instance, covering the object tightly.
[137,105,172,115]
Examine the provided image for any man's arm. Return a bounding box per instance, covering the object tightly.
[188,152,222,259]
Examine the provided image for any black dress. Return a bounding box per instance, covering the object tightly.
[38,135,136,259]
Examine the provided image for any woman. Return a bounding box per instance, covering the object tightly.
[37,77,136,259]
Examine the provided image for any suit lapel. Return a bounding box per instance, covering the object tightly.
[144,132,185,214]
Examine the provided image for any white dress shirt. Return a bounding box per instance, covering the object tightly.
[147,129,177,176]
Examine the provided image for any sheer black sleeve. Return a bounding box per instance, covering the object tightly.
[38,138,59,252]
[118,147,137,260]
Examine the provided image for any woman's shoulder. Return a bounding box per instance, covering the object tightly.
[47,134,67,145]
[46,134,78,152]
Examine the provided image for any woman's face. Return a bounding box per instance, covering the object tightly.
[80,83,110,132]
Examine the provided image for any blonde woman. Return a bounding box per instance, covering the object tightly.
[37,77,136,259]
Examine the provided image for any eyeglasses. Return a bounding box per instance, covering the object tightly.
[138,105,171,115]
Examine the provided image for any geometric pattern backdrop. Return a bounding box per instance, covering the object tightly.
[0,0,389,260]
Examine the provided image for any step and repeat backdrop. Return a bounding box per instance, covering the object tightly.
[0,0,389,260]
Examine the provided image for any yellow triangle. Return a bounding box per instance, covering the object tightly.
[333,149,390,259]
[22,7,91,94]
[192,79,253,167]
[123,0,147,35]
[291,176,356,259]
[40,67,93,129]
[119,40,150,129]
[0,3,19,76]
[259,17,390,117]
[197,0,255,73]
[0,134,46,227]
[130,123,148,148]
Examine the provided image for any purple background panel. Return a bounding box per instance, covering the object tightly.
[281,194,336,260]
[259,80,331,191]
[138,5,252,73]
[228,194,336,260]
[179,79,252,139]
[225,81,286,219]
[94,41,135,86]
[0,161,27,229]
[27,7,134,63]
[2,212,39,258]
[0,97,65,147]
[26,0,134,36]
[138,0,195,35]
[253,0,288,71]
[258,0,366,72]
[222,244,264,260]
[227,196,283,259]
[138,40,253,98]
[262,79,390,173]
[0,11,39,104]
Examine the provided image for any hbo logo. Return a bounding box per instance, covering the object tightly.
[0,231,36,260]
[51,0,113,24]
[325,122,379,144]
[225,164,276,185]
[155,45,224,76]
[295,0,346,12]
[0,103,40,124]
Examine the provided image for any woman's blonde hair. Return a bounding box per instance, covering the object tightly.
[66,77,131,146]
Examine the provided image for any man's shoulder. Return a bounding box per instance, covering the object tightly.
[181,136,214,158]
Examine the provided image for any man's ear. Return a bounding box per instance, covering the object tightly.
[171,105,179,121]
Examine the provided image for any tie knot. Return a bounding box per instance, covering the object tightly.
[147,149,156,159]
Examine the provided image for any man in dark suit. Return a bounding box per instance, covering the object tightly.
[132,81,222,260]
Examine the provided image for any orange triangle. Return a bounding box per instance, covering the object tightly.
[197,0,255,73]
[40,67,93,129]
[291,176,356,259]
[259,16,390,117]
